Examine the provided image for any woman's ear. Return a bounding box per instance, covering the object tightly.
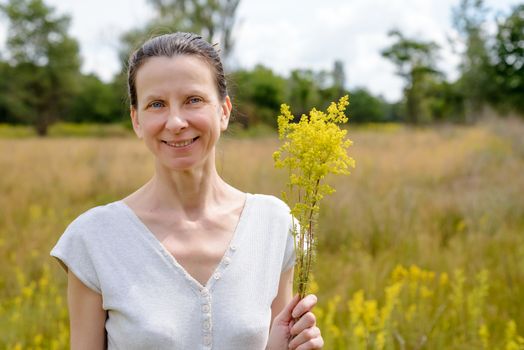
[220,96,232,131]
[130,106,143,139]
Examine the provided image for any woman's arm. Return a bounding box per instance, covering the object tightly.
[267,268,324,350]
[67,270,107,349]
[270,267,294,325]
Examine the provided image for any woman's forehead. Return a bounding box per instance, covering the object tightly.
[135,55,215,93]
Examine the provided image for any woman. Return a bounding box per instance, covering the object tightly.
[51,32,323,349]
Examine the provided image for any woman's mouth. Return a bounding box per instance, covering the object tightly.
[162,137,199,148]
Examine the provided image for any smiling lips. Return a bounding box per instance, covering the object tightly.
[162,136,199,148]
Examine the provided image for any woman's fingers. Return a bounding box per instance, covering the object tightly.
[284,294,301,316]
[295,336,324,350]
[286,294,323,349]
[288,326,323,349]
[273,293,301,327]
[290,311,316,336]
[291,294,318,319]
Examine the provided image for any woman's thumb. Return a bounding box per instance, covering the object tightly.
[275,294,300,323]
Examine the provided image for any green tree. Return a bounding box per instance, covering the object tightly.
[0,0,81,135]
[452,0,493,121]
[119,0,240,70]
[425,80,465,123]
[0,61,17,123]
[315,60,349,112]
[382,29,441,124]
[230,65,286,127]
[68,74,126,124]
[348,88,388,123]
[150,0,239,58]
[492,4,524,114]
[287,69,322,117]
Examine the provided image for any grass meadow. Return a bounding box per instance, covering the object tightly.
[0,119,523,349]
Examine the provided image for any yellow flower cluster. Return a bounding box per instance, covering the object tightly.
[345,282,402,350]
[505,320,524,350]
[314,264,524,349]
[2,264,69,349]
[273,95,355,215]
[273,95,355,297]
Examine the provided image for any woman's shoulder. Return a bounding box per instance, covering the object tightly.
[65,200,124,234]
[249,193,291,216]
[250,193,287,207]
[51,201,125,266]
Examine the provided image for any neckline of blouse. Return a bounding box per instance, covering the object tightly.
[115,192,254,293]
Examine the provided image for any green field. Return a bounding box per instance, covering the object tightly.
[1,119,523,349]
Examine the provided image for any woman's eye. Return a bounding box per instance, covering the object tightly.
[187,97,203,105]
[149,101,164,109]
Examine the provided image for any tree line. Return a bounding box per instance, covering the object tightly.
[0,0,522,135]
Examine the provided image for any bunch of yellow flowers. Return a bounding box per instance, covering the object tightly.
[273,95,355,298]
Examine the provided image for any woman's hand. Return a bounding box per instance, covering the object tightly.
[267,294,324,350]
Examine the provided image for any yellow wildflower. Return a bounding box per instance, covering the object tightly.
[380,282,403,327]
[363,300,378,328]
[375,331,386,350]
[33,333,43,345]
[274,95,354,297]
[479,323,490,349]
[349,290,365,324]
[420,270,435,283]
[353,323,366,339]
[409,265,422,281]
[39,275,49,289]
[420,285,433,298]
[439,272,449,287]
[22,281,36,299]
[391,264,408,283]
[505,320,524,350]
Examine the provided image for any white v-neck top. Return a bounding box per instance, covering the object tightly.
[50,193,296,350]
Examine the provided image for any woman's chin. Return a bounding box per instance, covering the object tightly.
[158,157,208,173]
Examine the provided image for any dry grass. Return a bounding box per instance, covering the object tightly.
[0,119,523,348]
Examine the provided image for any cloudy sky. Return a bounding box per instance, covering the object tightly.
[0,0,520,101]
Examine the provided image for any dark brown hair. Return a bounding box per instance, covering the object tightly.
[127,32,227,108]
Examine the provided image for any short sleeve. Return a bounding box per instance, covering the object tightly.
[50,219,101,294]
[281,219,297,273]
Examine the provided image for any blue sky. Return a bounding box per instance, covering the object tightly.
[0,0,521,101]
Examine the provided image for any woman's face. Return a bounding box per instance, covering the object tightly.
[131,55,231,171]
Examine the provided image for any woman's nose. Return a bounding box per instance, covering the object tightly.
[165,111,188,133]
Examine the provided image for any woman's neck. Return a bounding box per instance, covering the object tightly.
[136,160,230,219]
